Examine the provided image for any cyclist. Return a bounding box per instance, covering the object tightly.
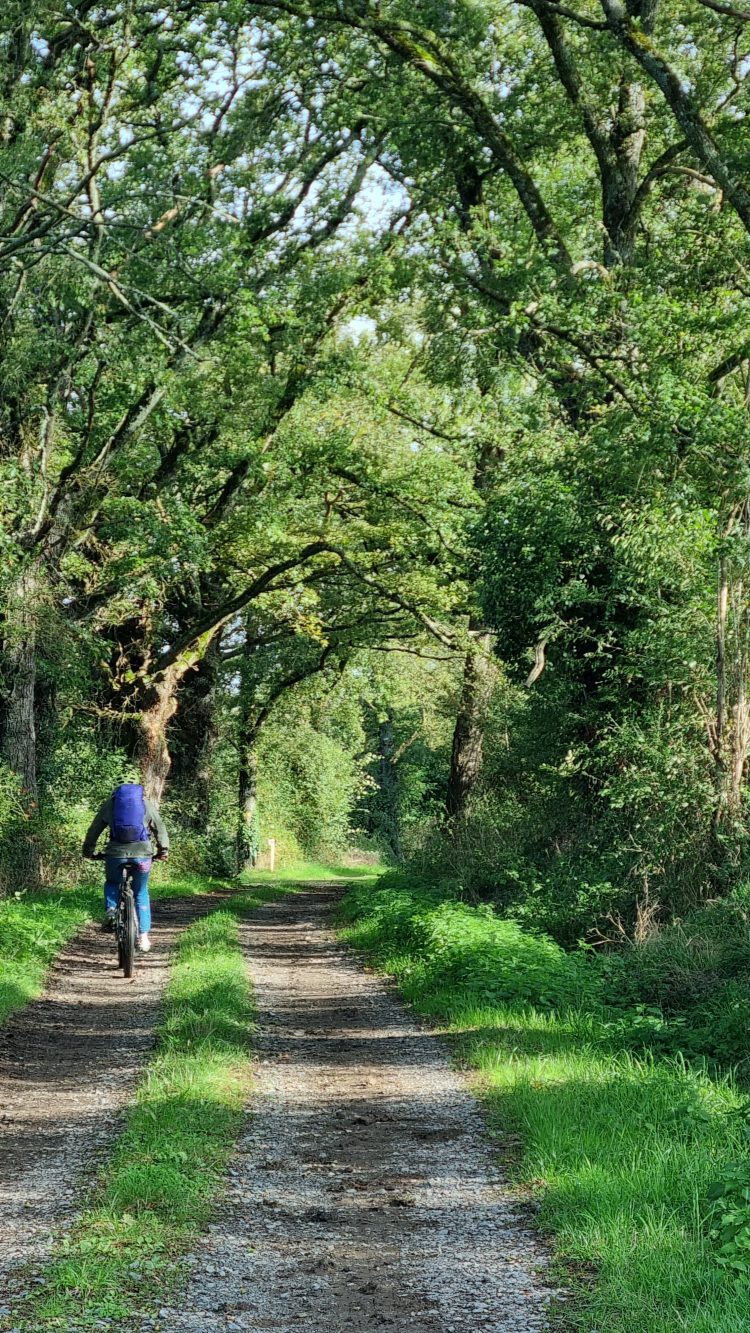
[82,781,169,953]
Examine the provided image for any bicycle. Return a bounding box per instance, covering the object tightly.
[93,853,140,978]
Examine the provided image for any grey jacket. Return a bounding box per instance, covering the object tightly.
[83,794,170,859]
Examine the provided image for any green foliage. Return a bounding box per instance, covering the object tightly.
[258,718,358,857]
[350,651,458,861]
[341,878,592,1011]
[465,416,724,928]
[600,898,750,1072]
[164,819,240,881]
[706,1155,750,1282]
[244,672,372,863]
[344,868,750,1074]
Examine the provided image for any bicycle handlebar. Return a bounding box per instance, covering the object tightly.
[87,851,167,861]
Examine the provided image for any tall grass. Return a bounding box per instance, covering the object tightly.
[339,875,750,1332]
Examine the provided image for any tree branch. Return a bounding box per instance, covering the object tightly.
[599,0,750,237]
[252,0,573,275]
[156,542,334,672]
[525,636,549,687]
[695,0,750,19]
[324,545,458,648]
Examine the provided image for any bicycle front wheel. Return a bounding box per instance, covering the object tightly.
[121,894,137,979]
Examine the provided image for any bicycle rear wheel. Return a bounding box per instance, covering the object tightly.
[121,892,137,979]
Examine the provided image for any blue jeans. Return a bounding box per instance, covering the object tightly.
[104,856,152,933]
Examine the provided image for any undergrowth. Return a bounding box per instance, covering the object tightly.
[339,873,750,1333]
[11,889,279,1331]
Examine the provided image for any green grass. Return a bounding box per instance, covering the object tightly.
[12,888,280,1331]
[339,875,750,1332]
[0,885,100,1026]
[242,857,383,883]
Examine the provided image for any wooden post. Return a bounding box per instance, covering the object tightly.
[268,837,276,872]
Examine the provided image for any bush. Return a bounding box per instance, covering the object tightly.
[166,827,238,879]
[600,897,750,1071]
[340,877,596,1012]
[414,795,629,945]
[257,717,361,860]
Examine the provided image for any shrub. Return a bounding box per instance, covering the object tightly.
[341,877,596,1012]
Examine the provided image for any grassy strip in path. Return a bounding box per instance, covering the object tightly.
[338,875,750,1333]
[14,887,282,1331]
[241,858,382,883]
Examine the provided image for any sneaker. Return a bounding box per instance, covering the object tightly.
[101,910,116,933]
[139,933,151,953]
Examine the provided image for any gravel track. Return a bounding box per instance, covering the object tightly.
[154,887,557,1333]
[0,893,219,1295]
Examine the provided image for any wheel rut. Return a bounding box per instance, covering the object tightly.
[0,893,220,1289]
[155,886,556,1333]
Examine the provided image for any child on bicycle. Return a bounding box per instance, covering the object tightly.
[82,781,169,953]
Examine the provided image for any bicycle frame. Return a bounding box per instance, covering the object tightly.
[92,854,140,976]
[115,864,139,930]
[114,861,140,977]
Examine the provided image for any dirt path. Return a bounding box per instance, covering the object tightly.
[156,887,557,1333]
[0,894,219,1291]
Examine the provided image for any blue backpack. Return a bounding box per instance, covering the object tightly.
[111,784,149,844]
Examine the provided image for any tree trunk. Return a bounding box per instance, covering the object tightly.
[137,666,181,805]
[378,710,401,860]
[236,660,260,872]
[445,632,496,822]
[731,689,750,810]
[237,742,259,872]
[729,563,750,813]
[2,570,39,801]
[235,627,260,872]
[713,551,729,831]
[195,641,220,827]
[4,635,37,801]
[603,80,646,268]
[1,569,42,884]
[170,638,220,826]
[34,668,58,786]
[711,504,750,864]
